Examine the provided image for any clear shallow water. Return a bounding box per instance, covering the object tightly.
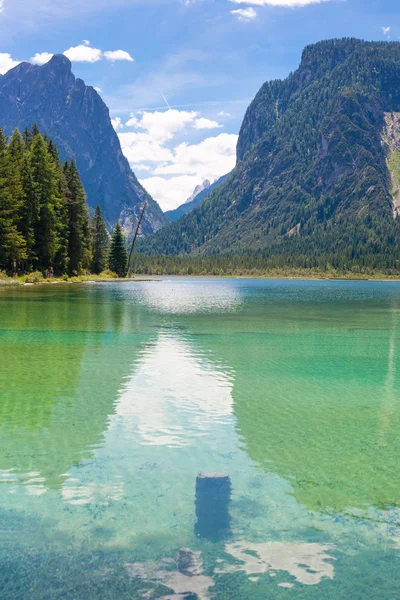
[1,278,400,598]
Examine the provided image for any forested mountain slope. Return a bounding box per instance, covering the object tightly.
[0,55,168,234]
[139,39,400,270]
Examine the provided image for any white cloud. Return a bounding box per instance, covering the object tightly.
[140,176,204,212]
[194,117,223,129]
[119,131,174,164]
[111,117,124,130]
[104,49,134,62]
[126,108,201,143]
[229,0,331,6]
[382,26,391,37]
[154,133,238,180]
[0,0,3,13]
[30,52,53,65]
[94,86,102,92]
[118,106,236,210]
[231,7,257,19]
[64,43,102,62]
[0,53,20,74]
[132,163,151,172]
[218,111,231,117]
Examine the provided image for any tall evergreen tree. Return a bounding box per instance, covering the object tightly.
[64,159,92,274]
[109,221,128,278]
[90,205,109,274]
[0,126,93,275]
[0,129,26,270]
[49,142,69,275]
[28,133,60,270]
[6,130,28,268]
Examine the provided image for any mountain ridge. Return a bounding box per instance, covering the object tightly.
[138,38,400,270]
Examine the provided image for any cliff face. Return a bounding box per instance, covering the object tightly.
[139,39,400,263]
[0,55,168,234]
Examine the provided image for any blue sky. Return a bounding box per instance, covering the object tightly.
[0,0,397,210]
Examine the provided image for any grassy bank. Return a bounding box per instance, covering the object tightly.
[129,254,400,280]
[0,270,124,287]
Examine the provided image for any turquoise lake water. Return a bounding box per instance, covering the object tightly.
[1,278,400,598]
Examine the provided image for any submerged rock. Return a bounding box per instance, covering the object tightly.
[195,473,231,541]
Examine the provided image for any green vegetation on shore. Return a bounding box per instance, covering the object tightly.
[129,253,400,279]
[0,125,131,278]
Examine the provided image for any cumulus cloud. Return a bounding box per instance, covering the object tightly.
[118,107,235,210]
[30,52,54,65]
[231,7,257,19]
[104,49,134,62]
[64,43,102,63]
[229,0,331,5]
[94,86,102,92]
[382,26,391,37]
[194,117,223,129]
[29,42,135,65]
[111,117,124,130]
[218,111,231,117]
[118,131,174,164]
[125,108,222,142]
[0,53,20,74]
[0,0,3,13]
[139,176,204,212]
[126,109,201,143]
[154,133,238,179]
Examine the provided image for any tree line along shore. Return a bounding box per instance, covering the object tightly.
[0,125,130,281]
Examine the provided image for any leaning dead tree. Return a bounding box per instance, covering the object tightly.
[127,201,147,276]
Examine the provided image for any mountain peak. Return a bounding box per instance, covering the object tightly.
[185,180,211,205]
[0,53,168,234]
[45,54,72,70]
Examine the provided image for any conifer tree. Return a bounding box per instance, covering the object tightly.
[28,133,60,270]
[108,221,128,278]
[0,126,92,275]
[91,205,109,274]
[0,129,26,270]
[6,130,28,268]
[50,142,69,275]
[64,159,92,274]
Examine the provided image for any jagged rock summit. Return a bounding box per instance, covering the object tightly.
[165,174,229,222]
[0,54,168,234]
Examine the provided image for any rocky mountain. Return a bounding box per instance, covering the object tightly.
[0,54,168,234]
[165,175,228,222]
[139,39,400,270]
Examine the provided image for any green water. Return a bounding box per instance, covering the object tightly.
[1,278,400,598]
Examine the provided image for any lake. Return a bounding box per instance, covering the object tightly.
[1,278,400,599]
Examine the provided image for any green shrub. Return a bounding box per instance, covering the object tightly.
[99,270,119,279]
[25,271,44,284]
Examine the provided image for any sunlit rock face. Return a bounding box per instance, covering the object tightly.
[0,55,168,233]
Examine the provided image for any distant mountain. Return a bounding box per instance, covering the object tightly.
[165,175,228,222]
[0,55,168,234]
[185,180,211,204]
[139,39,400,269]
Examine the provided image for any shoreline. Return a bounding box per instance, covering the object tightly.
[2,273,400,287]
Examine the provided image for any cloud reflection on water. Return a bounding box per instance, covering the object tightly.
[136,279,242,315]
[115,332,234,447]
